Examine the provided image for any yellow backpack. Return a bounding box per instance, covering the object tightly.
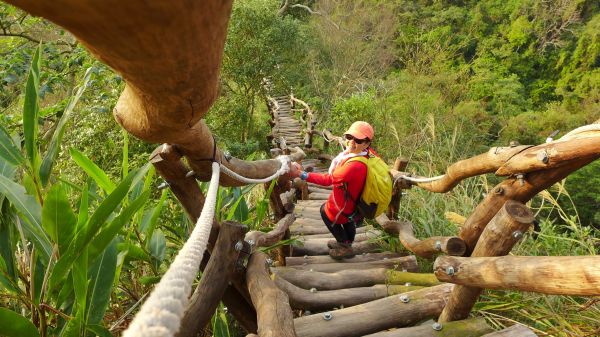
[347,152,393,219]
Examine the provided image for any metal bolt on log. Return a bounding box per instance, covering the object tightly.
[157,181,170,190]
[235,241,243,251]
[512,231,523,240]
[322,312,333,321]
[310,288,317,293]
[432,322,443,331]
[446,266,455,276]
[399,295,410,303]
[435,240,442,251]
[537,151,549,164]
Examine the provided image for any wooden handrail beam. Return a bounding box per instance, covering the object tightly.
[377,215,466,258]
[434,255,600,296]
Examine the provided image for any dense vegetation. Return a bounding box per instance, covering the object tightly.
[0,0,598,336]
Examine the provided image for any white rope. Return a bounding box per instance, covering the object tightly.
[123,161,221,337]
[219,155,290,184]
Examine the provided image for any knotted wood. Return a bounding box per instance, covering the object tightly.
[434,255,600,296]
[438,200,534,322]
[246,252,296,337]
[377,215,466,258]
[177,221,247,337]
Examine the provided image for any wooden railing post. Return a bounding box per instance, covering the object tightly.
[437,200,534,322]
[387,157,408,220]
[177,221,248,336]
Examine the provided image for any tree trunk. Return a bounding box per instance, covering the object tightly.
[293,284,454,337]
[434,255,600,296]
[177,221,247,337]
[246,252,297,337]
[438,200,534,322]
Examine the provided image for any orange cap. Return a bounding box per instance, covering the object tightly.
[344,121,374,140]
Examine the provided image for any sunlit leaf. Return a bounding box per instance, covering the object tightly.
[148,229,166,269]
[73,248,88,316]
[23,44,41,172]
[140,189,167,238]
[89,191,149,261]
[117,243,151,262]
[42,183,77,253]
[70,148,115,194]
[39,67,93,187]
[86,324,113,337]
[49,169,137,290]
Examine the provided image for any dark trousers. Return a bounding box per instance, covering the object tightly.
[320,204,362,244]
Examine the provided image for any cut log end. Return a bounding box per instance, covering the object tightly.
[504,199,534,224]
[446,237,467,256]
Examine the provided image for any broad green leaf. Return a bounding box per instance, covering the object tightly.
[60,315,82,337]
[0,155,17,180]
[42,183,77,253]
[86,240,117,325]
[72,248,88,315]
[141,189,167,238]
[23,44,41,172]
[32,253,44,304]
[117,243,151,262]
[89,191,149,261]
[148,229,166,269]
[70,148,115,193]
[86,324,113,337]
[0,308,40,337]
[55,274,74,310]
[76,182,90,231]
[49,169,137,290]
[39,67,93,187]
[0,124,24,167]
[0,174,51,260]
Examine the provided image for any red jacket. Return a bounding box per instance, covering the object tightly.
[306,157,367,224]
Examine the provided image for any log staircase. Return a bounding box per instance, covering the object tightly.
[266,156,536,337]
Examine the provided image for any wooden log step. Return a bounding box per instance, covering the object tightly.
[363,317,493,337]
[275,277,424,311]
[273,268,439,290]
[295,229,381,240]
[287,255,419,273]
[481,324,537,337]
[285,252,402,266]
[293,284,453,337]
[308,186,331,194]
[291,225,370,236]
[291,239,381,256]
[294,210,325,220]
[291,217,325,227]
[307,182,332,190]
[308,192,330,200]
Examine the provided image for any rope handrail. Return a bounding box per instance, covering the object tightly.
[124,155,291,336]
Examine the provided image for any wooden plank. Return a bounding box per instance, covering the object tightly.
[285,252,403,266]
[288,256,419,273]
[293,284,453,337]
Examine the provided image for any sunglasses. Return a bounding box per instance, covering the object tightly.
[344,134,369,144]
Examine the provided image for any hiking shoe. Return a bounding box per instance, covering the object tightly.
[327,240,353,249]
[329,245,355,260]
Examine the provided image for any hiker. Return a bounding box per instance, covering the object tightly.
[289,121,376,259]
